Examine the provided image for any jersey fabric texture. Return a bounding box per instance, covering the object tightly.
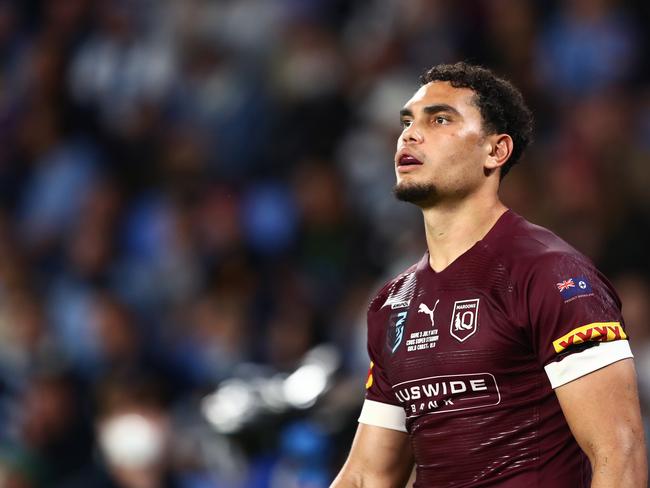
[359,210,632,487]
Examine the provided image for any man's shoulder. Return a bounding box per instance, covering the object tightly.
[368,259,422,314]
[497,212,594,273]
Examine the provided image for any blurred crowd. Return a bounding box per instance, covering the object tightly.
[0,0,648,487]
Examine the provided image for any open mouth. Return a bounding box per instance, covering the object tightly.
[397,154,423,166]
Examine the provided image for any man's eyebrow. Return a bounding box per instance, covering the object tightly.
[399,104,462,118]
[422,104,461,117]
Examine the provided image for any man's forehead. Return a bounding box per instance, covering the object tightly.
[403,81,476,111]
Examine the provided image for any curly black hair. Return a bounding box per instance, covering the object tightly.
[420,62,533,179]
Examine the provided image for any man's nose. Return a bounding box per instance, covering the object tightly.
[401,124,423,144]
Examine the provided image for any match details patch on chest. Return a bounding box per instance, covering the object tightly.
[449,298,480,342]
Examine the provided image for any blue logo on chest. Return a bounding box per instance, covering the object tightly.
[387,311,408,354]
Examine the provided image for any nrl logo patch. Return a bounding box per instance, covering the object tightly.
[450,299,479,342]
[390,300,411,309]
[386,311,408,354]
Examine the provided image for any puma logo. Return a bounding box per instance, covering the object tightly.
[418,299,440,327]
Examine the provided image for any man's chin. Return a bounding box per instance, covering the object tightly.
[393,182,437,206]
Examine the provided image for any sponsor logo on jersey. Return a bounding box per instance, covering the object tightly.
[402,299,441,353]
[552,322,626,353]
[417,299,440,327]
[449,299,479,342]
[386,311,408,354]
[390,300,411,309]
[556,276,593,301]
[392,372,500,418]
[365,361,374,389]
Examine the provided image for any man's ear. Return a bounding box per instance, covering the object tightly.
[484,134,513,172]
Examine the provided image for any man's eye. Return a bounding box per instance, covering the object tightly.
[434,116,449,124]
[400,119,412,129]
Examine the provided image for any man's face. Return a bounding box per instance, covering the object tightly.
[394,81,491,206]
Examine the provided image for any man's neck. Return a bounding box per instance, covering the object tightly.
[422,195,507,273]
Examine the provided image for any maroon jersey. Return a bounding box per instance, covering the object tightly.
[359,210,632,487]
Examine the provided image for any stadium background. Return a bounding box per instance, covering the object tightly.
[0,0,648,487]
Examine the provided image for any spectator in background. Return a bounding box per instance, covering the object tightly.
[535,0,639,98]
[61,376,178,488]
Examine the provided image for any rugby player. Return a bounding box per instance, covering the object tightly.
[331,63,647,487]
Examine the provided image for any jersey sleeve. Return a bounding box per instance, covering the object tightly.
[357,301,407,432]
[526,253,632,389]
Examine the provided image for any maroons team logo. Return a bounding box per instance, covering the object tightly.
[450,299,479,342]
[386,311,408,354]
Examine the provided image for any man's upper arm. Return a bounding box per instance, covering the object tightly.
[330,422,413,488]
[555,358,647,484]
[335,275,417,486]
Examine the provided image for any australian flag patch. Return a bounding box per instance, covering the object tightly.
[556,276,593,300]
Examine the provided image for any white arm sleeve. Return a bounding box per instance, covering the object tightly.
[358,399,407,433]
[545,340,633,389]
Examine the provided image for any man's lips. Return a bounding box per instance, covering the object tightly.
[396,152,423,167]
[396,152,422,173]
